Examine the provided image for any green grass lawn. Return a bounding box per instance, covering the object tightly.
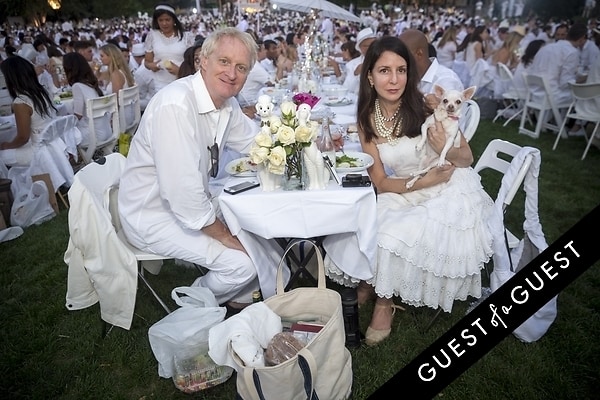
[1,117,599,399]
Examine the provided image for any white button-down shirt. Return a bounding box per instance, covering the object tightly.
[119,72,257,238]
[420,57,464,94]
[528,40,580,105]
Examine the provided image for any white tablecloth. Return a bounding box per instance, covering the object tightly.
[56,98,74,116]
[218,178,377,298]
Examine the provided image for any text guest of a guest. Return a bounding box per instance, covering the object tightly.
[417,240,581,382]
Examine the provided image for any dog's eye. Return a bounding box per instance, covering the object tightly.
[456,100,462,105]
[443,99,448,104]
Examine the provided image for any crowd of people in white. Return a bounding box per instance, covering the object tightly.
[1,2,599,177]
[1,3,599,120]
[1,2,598,340]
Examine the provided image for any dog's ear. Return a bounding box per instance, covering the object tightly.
[463,86,477,100]
[434,84,445,98]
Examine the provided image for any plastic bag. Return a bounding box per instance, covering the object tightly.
[118,132,131,156]
[148,286,233,392]
[10,179,55,227]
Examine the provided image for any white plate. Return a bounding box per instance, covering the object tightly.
[325,98,353,107]
[335,151,374,172]
[225,157,257,177]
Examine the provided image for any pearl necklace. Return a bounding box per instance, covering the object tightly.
[374,99,403,145]
[375,98,401,122]
[159,30,176,40]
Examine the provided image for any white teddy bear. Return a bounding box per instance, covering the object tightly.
[255,95,274,131]
[296,103,312,127]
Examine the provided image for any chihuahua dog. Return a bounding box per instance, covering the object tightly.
[406,84,477,189]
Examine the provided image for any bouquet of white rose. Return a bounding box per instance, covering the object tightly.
[249,99,319,182]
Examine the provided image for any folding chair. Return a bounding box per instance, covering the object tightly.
[66,154,172,330]
[101,155,205,314]
[117,85,141,134]
[473,138,534,250]
[78,93,120,164]
[459,99,480,142]
[518,73,570,139]
[424,139,534,332]
[552,80,600,160]
[428,139,537,332]
[492,63,529,127]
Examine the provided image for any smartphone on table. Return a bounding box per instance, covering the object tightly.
[224,180,260,195]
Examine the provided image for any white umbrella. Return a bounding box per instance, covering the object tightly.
[270,0,362,24]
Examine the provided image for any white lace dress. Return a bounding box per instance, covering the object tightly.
[326,136,494,312]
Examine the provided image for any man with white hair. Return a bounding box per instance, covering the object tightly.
[119,28,268,308]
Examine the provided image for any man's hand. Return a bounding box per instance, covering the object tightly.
[202,219,247,254]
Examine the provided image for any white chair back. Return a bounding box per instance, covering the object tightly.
[459,99,480,142]
[79,93,119,164]
[474,138,534,249]
[37,114,80,151]
[552,80,600,159]
[518,72,569,138]
[492,63,531,126]
[117,85,141,134]
[474,138,532,213]
[570,80,600,103]
[75,153,175,315]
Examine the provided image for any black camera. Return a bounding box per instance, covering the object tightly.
[342,173,371,187]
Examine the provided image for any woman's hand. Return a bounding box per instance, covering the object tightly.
[427,120,474,167]
[417,164,455,189]
[426,119,449,153]
[145,54,161,72]
[164,61,179,76]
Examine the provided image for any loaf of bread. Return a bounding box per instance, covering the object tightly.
[264,332,305,366]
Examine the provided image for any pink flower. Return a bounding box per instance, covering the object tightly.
[292,92,320,109]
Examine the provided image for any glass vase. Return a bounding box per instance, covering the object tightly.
[282,148,305,191]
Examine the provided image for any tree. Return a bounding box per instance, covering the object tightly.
[0,0,159,25]
[525,0,589,21]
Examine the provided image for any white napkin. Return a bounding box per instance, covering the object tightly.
[208,302,282,371]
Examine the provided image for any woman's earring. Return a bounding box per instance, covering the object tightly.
[369,79,374,87]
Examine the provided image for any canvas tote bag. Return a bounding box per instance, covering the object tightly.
[233,239,353,400]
